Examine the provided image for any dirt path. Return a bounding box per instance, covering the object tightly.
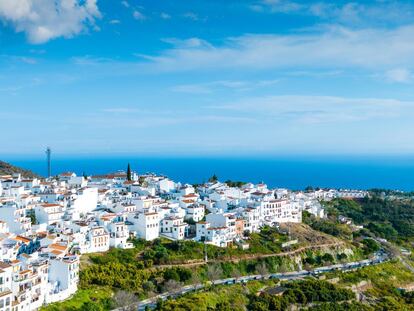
[152,241,346,269]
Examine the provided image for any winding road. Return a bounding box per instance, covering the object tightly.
[132,252,388,311]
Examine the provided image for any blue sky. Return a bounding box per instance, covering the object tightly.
[1,0,414,157]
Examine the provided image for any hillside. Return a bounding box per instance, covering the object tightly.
[0,161,41,179]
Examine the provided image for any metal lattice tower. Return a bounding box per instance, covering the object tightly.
[45,147,51,178]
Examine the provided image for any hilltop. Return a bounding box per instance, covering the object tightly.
[0,160,41,179]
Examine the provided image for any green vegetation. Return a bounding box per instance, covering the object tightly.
[27,209,37,225]
[152,261,414,311]
[88,227,289,268]
[153,279,355,311]
[335,261,414,310]
[81,256,195,297]
[156,280,268,311]
[50,220,364,310]
[324,196,414,243]
[302,211,352,239]
[339,261,414,289]
[44,194,414,310]
[303,252,337,267]
[41,287,113,311]
[308,302,372,311]
[0,160,40,178]
[127,163,132,181]
[224,180,246,188]
[361,238,380,255]
[208,174,218,183]
[248,279,354,311]
[74,229,347,310]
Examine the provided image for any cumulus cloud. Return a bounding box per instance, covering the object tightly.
[0,0,101,44]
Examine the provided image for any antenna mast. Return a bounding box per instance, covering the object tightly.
[46,147,51,178]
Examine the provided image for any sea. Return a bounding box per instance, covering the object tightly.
[4,155,414,191]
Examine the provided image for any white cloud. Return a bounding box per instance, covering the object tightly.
[171,84,211,94]
[1,54,37,64]
[0,0,101,44]
[257,0,303,13]
[144,25,414,73]
[171,79,279,94]
[133,10,146,21]
[311,2,414,27]
[161,37,212,49]
[121,1,129,8]
[182,12,199,21]
[253,1,414,27]
[109,19,121,25]
[385,68,412,83]
[71,55,113,65]
[249,0,304,14]
[19,56,37,64]
[102,108,140,113]
[209,95,412,124]
[160,12,171,20]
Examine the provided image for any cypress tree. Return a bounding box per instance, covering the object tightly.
[127,163,132,181]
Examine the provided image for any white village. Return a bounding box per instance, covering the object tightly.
[0,158,368,310]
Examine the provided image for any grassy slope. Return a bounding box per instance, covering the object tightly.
[0,160,41,178]
[41,287,113,311]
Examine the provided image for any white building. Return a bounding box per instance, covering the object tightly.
[160,216,187,240]
[128,212,159,240]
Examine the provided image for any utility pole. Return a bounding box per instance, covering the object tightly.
[45,147,51,178]
[204,241,208,263]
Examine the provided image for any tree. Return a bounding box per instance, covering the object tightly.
[216,301,232,311]
[112,290,139,311]
[207,264,223,285]
[27,210,36,225]
[163,279,181,294]
[142,280,156,294]
[321,253,335,265]
[163,269,180,282]
[190,272,202,289]
[256,262,269,276]
[337,253,348,262]
[305,186,314,192]
[277,262,289,273]
[81,302,103,311]
[127,163,132,181]
[231,267,242,281]
[208,174,218,183]
[362,238,380,255]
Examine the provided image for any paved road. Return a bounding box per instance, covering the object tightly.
[134,253,388,310]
